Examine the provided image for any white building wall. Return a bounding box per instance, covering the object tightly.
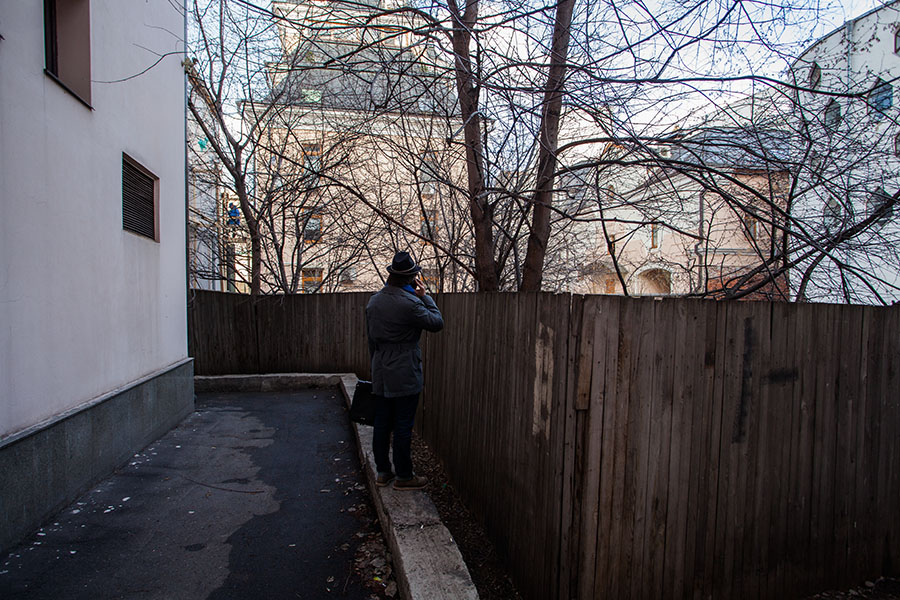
[791,2,900,303]
[0,1,188,438]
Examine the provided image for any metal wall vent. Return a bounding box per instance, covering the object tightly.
[122,155,157,240]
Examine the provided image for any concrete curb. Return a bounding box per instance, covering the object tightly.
[194,373,345,393]
[195,374,479,600]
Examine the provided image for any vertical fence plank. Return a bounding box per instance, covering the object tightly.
[609,295,631,600]
[646,298,676,599]
[663,298,695,600]
[689,298,722,600]
[810,303,838,590]
[883,306,900,573]
[591,296,622,600]
[559,294,584,600]
[706,299,733,598]
[745,300,773,599]
[864,306,888,580]
[573,296,603,599]
[620,298,648,598]
[796,300,819,595]
[765,301,794,598]
[548,294,573,600]
[851,307,873,583]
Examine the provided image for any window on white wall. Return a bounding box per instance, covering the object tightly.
[122,154,159,241]
[422,268,438,290]
[44,0,91,106]
[808,62,821,90]
[824,100,841,130]
[867,188,894,228]
[868,79,893,116]
[339,267,357,285]
[894,29,900,54]
[420,151,440,197]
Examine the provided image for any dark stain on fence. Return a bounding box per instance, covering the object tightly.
[733,317,755,444]
[765,367,800,385]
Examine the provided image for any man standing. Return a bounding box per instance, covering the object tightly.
[366,251,444,490]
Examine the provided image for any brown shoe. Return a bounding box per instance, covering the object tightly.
[376,472,395,487]
[393,475,427,490]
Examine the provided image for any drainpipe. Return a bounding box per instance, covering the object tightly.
[183,1,191,323]
[845,20,853,87]
[693,190,706,294]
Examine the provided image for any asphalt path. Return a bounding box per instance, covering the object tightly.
[0,389,381,600]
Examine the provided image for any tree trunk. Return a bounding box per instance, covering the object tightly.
[233,175,262,297]
[520,0,576,291]
[449,0,499,291]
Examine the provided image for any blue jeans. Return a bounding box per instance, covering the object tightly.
[372,393,419,479]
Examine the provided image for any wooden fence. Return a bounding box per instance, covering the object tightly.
[188,290,371,377]
[188,289,900,600]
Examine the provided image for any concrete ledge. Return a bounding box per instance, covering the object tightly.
[194,373,348,393]
[0,360,195,554]
[196,374,479,600]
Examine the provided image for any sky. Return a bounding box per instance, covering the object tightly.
[818,0,888,34]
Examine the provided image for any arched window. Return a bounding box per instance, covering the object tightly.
[824,100,841,130]
[894,28,900,54]
[808,62,821,90]
[638,269,671,295]
[894,132,900,157]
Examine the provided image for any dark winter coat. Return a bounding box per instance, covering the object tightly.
[366,286,444,398]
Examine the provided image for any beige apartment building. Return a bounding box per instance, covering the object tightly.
[562,99,791,300]
[595,162,789,299]
[239,0,467,294]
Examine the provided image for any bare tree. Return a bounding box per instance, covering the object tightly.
[188,0,900,303]
[187,0,393,296]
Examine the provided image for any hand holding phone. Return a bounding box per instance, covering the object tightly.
[414,276,427,297]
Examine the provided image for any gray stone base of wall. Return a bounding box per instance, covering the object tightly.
[0,359,195,554]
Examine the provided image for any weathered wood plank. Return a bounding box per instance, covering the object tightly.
[592,296,622,599]
[558,294,584,600]
[691,299,723,600]
[665,298,698,600]
[711,299,733,597]
[608,295,638,600]
[646,299,676,599]
[575,296,603,599]
[765,301,796,598]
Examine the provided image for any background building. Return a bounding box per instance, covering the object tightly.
[0,1,192,551]
[558,96,792,299]
[186,0,468,295]
[188,114,251,293]
[791,1,900,303]
[259,0,464,293]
